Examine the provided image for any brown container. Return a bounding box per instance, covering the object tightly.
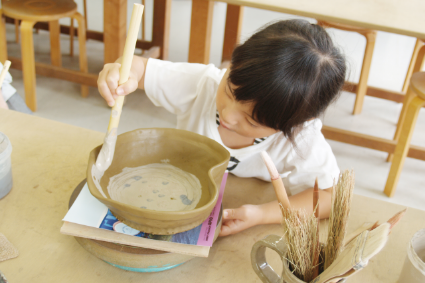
[87,128,230,235]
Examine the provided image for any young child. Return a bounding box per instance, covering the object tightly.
[97,19,346,236]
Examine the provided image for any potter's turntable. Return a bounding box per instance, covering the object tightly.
[69,179,222,272]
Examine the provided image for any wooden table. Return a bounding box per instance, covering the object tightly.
[188,0,425,196]
[0,108,424,282]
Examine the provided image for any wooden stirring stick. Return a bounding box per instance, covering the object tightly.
[95,4,144,172]
[260,151,290,209]
[0,60,11,86]
[312,178,320,279]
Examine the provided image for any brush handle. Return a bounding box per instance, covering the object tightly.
[107,4,144,133]
[95,4,144,171]
[312,178,320,279]
[271,178,291,209]
[0,60,11,86]
[260,151,291,209]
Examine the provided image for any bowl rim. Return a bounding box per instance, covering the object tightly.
[86,128,230,217]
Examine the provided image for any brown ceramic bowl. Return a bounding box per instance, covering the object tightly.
[87,128,229,235]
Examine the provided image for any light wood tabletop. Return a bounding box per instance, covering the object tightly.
[0,109,423,282]
[189,0,425,64]
[217,0,425,38]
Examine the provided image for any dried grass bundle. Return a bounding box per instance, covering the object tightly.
[324,170,355,269]
[281,207,321,282]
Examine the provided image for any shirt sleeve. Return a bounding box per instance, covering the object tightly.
[282,119,340,195]
[144,58,221,116]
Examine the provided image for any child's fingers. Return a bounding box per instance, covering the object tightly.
[98,79,115,107]
[98,68,116,107]
[116,78,138,96]
[105,66,121,96]
[219,219,246,236]
[223,208,243,220]
[219,222,233,236]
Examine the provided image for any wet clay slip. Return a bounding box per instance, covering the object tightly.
[87,128,230,235]
[107,164,202,212]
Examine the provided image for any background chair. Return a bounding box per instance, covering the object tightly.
[318,21,425,117]
[384,70,425,197]
[0,0,88,111]
[317,20,377,115]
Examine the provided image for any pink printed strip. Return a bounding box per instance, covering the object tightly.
[197,171,228,247]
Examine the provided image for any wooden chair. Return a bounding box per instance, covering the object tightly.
[384,43,425,197]
[317,20,377,115]
[73,0,161,58]
[384,71,425,197]
[70,0,87,56]
[0,0,88,111]
[318,21,425,117]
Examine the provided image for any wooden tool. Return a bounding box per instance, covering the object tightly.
[95,4,144,172]
[260,151,290,209]
[311,223,390,283]
[312,178,320,279]
[343,208,406,246]
[0,60,11,86]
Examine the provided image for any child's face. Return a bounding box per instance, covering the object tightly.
[216,70,278,139]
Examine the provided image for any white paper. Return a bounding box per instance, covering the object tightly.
[63,184,108,227]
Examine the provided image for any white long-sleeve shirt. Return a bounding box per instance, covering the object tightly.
[144,58,340,195]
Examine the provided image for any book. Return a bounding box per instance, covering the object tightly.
[61,172,228,258]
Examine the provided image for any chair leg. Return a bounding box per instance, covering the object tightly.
[352,31,376,115]
[0,12,8,63]
[188,0,214,64]
[152,0,171,60]
[83,0,88,31]
[70,18,74,56]
[73,12,89,98]
[387,45,425,162]
[402,39,425,94]
[20,21,37,111]
[49,20,62,67]
[222,4,243,63]
[14,19,19,43]
[384,95,425,197]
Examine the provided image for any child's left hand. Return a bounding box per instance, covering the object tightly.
[219,204,263,236]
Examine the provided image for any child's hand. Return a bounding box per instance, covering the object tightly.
[97,63,140,107]
[219,204,263,236]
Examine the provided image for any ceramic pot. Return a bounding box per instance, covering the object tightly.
[398,228,425,282]
[251,235,344,283]
[87,128,230,234]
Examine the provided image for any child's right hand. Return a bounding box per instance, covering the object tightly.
[97,63,141,107]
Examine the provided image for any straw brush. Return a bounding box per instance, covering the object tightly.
[324,170,355,270]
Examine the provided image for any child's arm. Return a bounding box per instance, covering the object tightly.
[97,55,148,106]
[219,186,333,236]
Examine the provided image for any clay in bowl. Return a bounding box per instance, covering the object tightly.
[87,128,229,235]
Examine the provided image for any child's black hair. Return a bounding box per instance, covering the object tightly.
[228,19,346,142]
